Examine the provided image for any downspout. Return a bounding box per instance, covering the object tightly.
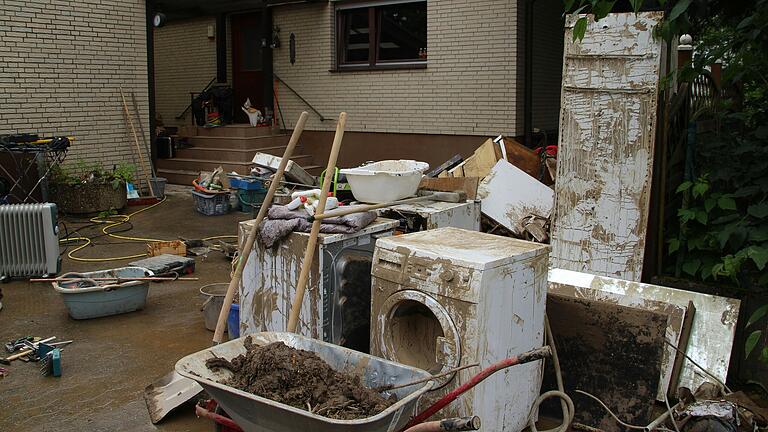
[145,0,157,165]
[524,0,536,146]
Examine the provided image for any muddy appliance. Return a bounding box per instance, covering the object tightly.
[238,218,398,353]
[376,200,480,234]
[371,227,549,431]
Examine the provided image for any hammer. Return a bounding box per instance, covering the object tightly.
[309,190,466,222]
[1,349,34,365]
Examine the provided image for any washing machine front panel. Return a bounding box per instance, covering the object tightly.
[377,289,461,389]
[372,246,481,304]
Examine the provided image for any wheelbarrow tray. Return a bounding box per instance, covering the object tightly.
[175,332,433,432]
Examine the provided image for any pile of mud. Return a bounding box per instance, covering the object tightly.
[206,340,395,420]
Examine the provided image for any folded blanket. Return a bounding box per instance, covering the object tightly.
[258,205,378,248]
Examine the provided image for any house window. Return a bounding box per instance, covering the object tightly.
[336,0,427,70]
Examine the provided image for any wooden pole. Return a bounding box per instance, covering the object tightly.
[212,111,309,344]
[120,87,156,197]
[130,91,157,179]
[287,112,347,333]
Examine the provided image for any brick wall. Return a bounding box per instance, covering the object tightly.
[153,17,219,127]
[272,0,522,136]
[0,0,150,178]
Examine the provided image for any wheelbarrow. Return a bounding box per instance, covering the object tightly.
[179,332,551,432]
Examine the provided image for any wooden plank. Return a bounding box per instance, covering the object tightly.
[550,12,664,281]
[477,159,554,236]
[498,136,542,180]
[549,268,740,393]
[548,275,688,400]
[462,138,499,178]
[545,293,667,429]
[419,176,480,201]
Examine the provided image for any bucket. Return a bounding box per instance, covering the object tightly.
[200,283,228,332]
[227,303,240,339]
[150,177,167,198]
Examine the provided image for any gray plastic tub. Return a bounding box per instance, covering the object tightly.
[53,267,154,319]
[176,332,433,432]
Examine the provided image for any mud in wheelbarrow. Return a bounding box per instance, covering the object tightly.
[175,332,433,432]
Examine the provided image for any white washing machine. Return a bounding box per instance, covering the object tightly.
[371,227,549,431]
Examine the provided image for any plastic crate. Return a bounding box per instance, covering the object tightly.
[192,190,231,216]
[237,189,266,213]
[228,176,267,191]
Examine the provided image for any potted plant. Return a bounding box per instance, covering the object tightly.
[50,161,135,214]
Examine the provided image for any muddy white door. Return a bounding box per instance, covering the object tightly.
[551,12,663,281]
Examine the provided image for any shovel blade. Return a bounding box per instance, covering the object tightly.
[144,371,203,424]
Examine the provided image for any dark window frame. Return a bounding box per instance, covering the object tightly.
[335,0,427,71]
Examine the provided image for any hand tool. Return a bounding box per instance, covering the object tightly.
[1,348,34,365]
[287,112,347,333]
[120,86,156,197]
[40,348,61,377]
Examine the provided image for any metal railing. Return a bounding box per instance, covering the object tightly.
[273,74,327,121]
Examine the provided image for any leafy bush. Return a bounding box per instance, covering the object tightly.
[51,161,135,190]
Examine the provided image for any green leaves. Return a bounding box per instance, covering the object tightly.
[746,330,763,358]
[748,203,768,218]
[682,258,701,276]
[573,17,588,42]
[745,245,768,270]
[748,305,768,327]
[668,0,692,22]
[718,196,737,210]
[692,181,710,198]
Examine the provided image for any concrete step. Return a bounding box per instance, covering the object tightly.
[174,145,302,162]
[157,155,314,177]
[156,168,198,186]
[186,135,290,150]
[180,124,282,138]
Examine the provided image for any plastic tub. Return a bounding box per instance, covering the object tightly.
[340,160,429,203]
[228,176,267,191]
[237,189,266,214]
[175,332,433,432]
[150,177,167,198]
[192,190,231,216]
[52,267,154,319]
[227,303,240,338]
[200,283,228,332]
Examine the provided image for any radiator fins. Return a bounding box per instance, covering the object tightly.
[0,203,60,278]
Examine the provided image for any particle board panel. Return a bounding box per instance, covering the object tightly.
[549,268,741,393]
[550,12,664,281]
[546,293,667,430]
[548,276,690,401]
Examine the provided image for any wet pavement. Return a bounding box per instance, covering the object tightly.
[0,186,252,431]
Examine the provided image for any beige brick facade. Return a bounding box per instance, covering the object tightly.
[0,0,150,177]
[153,17,219,127]
[272,0,523,136]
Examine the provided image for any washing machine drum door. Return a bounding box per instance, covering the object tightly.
[378,290,461,389]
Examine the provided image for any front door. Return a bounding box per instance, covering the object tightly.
[231,12,264,123]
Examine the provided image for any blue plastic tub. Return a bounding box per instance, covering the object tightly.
[228,176,266,191]
[52,267,153,319]
[227,303,240,338]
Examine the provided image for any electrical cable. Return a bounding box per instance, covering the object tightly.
[58,197,239,262]
[527,315,575,432]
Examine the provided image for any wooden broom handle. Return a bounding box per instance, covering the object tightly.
[119,87,156,197]
[287,112,347,333]
[212,111,309,344]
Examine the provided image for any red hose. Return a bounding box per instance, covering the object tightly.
[195,402,244,432]
[401,346,551,431]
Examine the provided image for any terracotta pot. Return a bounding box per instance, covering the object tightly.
[51,181,127,214]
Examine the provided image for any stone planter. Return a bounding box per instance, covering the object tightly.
[51,181,127,214]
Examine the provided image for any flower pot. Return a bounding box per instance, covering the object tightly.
[51,181,127,214]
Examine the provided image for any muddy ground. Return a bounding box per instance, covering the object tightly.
[207,340,394,420]
[0,186,252,431]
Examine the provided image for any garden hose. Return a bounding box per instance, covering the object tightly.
[59,197,238,262]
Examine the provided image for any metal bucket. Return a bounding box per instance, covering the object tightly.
[176,332,433,432]
[200,283,228,332]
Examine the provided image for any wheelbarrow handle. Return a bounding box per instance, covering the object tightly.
[401,346,551,430]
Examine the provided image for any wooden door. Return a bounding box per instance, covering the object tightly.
[550,12,663,281]
[231,12,264,123]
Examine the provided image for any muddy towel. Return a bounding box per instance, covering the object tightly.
[258,205,378,248]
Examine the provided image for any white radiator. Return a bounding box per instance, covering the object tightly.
[0,203,60,279]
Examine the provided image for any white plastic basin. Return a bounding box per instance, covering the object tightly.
[340,160,429,204]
